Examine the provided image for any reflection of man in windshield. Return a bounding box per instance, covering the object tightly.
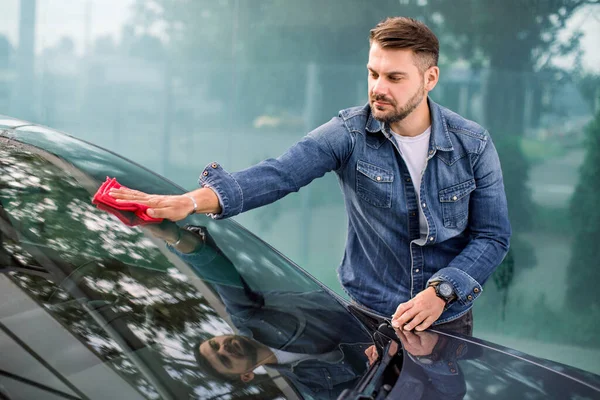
[145,221,372,399]
[194,333,356,385]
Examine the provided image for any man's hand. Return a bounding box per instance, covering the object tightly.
[364,345,379,366]
[395,329,439,356]
[109,187,221,221]
[391,287,445,331]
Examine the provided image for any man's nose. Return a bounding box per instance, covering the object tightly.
[218,344,231,356]
[371,78,387,96]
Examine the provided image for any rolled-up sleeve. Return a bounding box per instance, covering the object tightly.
[428,135,511,306]
[198,116,354,219]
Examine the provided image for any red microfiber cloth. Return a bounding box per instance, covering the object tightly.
[92,177,163,226]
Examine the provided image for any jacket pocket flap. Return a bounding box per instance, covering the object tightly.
[439,179,476,202]
[357,160,394,183]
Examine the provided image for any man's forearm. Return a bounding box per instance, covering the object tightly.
[196,117,353,219]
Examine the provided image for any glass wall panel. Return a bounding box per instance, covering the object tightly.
[1,0,599,375]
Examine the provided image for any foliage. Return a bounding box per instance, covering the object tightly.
[520,137,568,165]
[476,291,600,349]
[567,98,600,313]
[576,73,600,111]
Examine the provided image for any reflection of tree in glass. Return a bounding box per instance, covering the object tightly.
[0,146,168,271]
[0,144,286,398]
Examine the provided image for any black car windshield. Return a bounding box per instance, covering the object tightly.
[0,130,372,400]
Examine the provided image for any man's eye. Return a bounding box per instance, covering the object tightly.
[369,72,378,78]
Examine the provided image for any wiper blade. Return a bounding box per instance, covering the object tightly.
[338,334,400,400]
[338,320,403,399]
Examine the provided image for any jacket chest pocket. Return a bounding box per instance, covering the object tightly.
[356,160,393,208]
[439,179,476,228]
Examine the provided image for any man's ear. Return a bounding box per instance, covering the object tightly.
[425,66,439,91]
[240,372,254,383]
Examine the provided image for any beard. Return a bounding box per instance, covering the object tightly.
[224,335,259,366]
[370,81,426,125]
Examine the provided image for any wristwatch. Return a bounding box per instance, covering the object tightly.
[428,281,456,305]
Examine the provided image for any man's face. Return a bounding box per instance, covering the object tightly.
[367,42,427,126]
[199,335,259,376]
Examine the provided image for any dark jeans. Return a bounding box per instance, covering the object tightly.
[434,309,473,336]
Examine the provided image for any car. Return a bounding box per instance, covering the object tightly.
[1,116,600,400]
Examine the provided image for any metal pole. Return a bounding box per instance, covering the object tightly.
[13,0,36,121]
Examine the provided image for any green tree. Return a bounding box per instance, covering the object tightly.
[567,95,600,314]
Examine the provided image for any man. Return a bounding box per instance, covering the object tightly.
[111,17,511,334]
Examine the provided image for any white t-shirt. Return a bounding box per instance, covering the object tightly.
[270,347,342,365]
[390,126,431,240]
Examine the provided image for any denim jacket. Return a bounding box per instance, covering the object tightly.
[199,98,511,324]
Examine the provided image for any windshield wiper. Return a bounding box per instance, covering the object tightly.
[338,321,403,400]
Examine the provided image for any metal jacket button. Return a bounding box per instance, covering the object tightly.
[203,171,208,176]
[211,163,218,168]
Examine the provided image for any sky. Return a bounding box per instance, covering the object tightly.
[0,0,598,72]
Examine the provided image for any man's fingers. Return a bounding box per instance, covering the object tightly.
[392,301,413,320]
[415,316,437,332]
[109,188,150,200]
[108,187,141,195]
[146,206,176,219]
[116,195,167,208]
[116,198,153,205]
[403,312,427,331]
[392,306,418,329]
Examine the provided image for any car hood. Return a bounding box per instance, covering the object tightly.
[343,308,600,399]
[398,329,600,399]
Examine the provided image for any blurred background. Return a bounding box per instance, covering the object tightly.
[1,0,599,375]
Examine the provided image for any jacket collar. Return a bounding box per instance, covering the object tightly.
[365,97,454,152]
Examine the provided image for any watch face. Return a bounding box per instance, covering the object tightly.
[438,282,454,298]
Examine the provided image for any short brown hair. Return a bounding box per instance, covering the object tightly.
[370,17,439,72]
